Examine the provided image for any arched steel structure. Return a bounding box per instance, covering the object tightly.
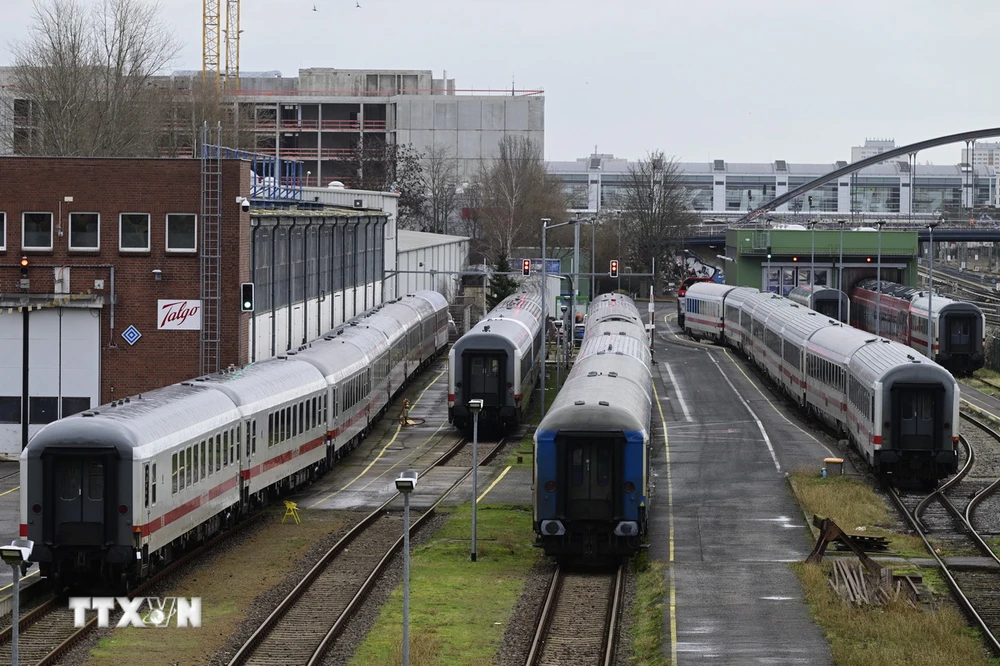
[738,127,1000,225]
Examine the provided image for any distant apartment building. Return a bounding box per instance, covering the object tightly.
[0,67,545,186]
[962,141,1000,167]
[851,138,896,164]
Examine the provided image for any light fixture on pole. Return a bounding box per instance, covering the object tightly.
[539,217,578,420]
[809,220,816,289]
[467,398,483,562]
[875,219,886,335]
[1,538,33,666]
[838,220,845,322]
[394,471,418,666]
[927,220,939,359]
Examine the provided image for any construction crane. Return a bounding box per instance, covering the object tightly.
[203,0,240,92]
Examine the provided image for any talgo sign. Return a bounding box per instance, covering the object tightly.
[157,300,202,330]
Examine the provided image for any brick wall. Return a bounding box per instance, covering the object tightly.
[0,157,249,404]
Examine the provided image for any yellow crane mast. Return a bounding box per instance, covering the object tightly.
[203,0,240,92]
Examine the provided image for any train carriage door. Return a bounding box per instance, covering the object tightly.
[49,453,114,545]
[892,385,942,452]
[464,352,506,408]
[563,436,616,522]
[943,314,973,355]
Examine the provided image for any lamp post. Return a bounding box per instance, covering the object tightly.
[591,219,596,301]
[1,538,33,666]
[876,220,886,335]
[467,399,483,562]
[927,221,939,358]
[540,218,578,420]
[809,220,817,289]
[838,220,846,322]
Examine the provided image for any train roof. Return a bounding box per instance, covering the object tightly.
[578,331,652,367]
[587,293,643,324]
[292,331,374,382]
[854,279,920,301]
[453,289,542,355]
[770,306,842,346]
[586,320,649,345]
[25,382,241,458]
[538,355,651,435]
[409,290,449,312]
[909,293,983,317]
[197,357,328,414]
[849,337,957,387]
[806,326,879,363]
[685,282,743,299]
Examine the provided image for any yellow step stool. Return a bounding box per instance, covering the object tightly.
[282,500,301,524]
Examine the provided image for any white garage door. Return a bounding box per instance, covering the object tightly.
[0,307,101,459]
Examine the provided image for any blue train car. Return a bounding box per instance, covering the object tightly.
[533,294,653,560]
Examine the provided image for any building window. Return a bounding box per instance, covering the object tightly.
[29,396,58,424]
[120,213,150,251]
[0,212,6,251]
[0,397,19,424]
[165,213,197,252]
[22,212,53,250]
[69,212,100,250]
[62,397,90,417]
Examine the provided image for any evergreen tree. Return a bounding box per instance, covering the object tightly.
[486,249,520,311]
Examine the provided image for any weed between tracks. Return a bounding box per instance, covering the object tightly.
[629,553,669,666]
[82,508,351,666]
[788,470,925,557]
[349,503,538,666]
[794,562,997,666]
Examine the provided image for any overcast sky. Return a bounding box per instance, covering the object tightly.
[3,0,997,165]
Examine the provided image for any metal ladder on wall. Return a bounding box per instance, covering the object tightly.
[200,123,223,376]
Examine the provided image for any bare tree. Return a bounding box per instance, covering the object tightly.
[9,0,180,156]
[477,135,566,257]
[422,143,459,234]
[352,139,425,228]
[617,152,699,293]
[160,82,257,158]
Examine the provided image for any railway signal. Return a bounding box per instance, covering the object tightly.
[609,260,619,278]
[766,246,772,260]
[240,282,255,312]
[522,259,531,276]
[19,257,28,277]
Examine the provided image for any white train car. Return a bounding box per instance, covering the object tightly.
[22,291,450,588]
[720,287,760,349]
[683,283,737,342]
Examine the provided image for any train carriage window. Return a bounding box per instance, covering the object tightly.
[571,446,585,486]
[178,450,185,490]
[231,428,236,462]
[187,447,193,487]
[201,441,207,479]
[596,448,610,487]
[901,393,915,420]
[144,464,150,508]
[209,439,214,474]
[299,402,305,435]
[252,419,257,456]
[279,409,286,441]
[216,439,221,473]
[172,453,178,494]
[291,405,297,438]
[268,413,274,447]
[223,432,229,466]
[193,442,200,484]
[920,394,934,420]
[236,426,241,460]
[151,463,157,505]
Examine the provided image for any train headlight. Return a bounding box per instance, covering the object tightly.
[544,480,557,493]
[623,481,635,494]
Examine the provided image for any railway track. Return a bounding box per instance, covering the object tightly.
[889,413,1000,655]
[524,565,624,666]
[228,436,505,666]
[0,511,267,666]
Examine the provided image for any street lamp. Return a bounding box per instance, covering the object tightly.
[875,220,886,335]
[838,220,846,322]
[467,398,483,562]
[540,218,579,419]
[1,538,33,666]
[808,220,817,289]
[927,221,939,359]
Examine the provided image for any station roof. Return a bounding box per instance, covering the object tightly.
[398,229,470,251]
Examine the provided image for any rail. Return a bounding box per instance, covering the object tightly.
[228,436,506,666]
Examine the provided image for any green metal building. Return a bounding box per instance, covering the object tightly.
[723,228,919,294]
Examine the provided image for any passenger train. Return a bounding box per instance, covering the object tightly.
[534,293,653,560]
[448,285,544,432]
[684,282,959,486]
[21,291,450,588]
[787,285,850,323]
[850,279,985,375]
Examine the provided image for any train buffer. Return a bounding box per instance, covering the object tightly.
[282,500,302,524]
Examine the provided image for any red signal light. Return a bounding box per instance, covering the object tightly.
[522,259,531,276]
[792,257,798,262]
[866,257,872,263]
[19,256,28,277]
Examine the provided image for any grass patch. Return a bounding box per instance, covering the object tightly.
[793,562,996,666]
[629,553,669,666]
[788,470,926,557]
[84,508,352,666]
[349,504,539,666]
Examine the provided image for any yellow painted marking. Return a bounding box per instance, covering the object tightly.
[0,569,39,593]
[477,465,511,503]
[308,368,446,509]
[721,349,836,458]
[0,486,19,498]
[652,382,678,664]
